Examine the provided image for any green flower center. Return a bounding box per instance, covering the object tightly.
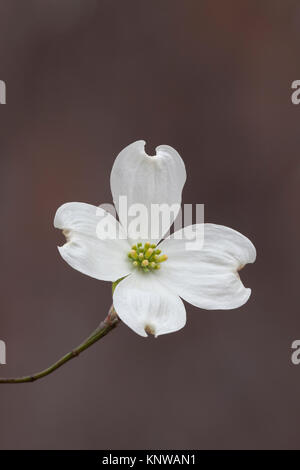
[127,242,168,272]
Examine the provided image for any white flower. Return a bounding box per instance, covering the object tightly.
[54,141,256,337]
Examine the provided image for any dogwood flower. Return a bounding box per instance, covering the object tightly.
[54,141,256,337]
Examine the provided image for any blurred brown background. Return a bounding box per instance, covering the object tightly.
[0,0,299,449]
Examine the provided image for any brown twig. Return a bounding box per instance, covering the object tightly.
[0,305,119,384]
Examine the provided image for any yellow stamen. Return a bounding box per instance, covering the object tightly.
[127,242,167,272]
[145,248,154,259]
[130,250,138,259]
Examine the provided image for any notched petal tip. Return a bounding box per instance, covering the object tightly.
[234,263,245,280]
[144,324,156,337]
[128,139,146,154]
[62,229,71,242]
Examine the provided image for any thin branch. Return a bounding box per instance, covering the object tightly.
[0,305,119,384]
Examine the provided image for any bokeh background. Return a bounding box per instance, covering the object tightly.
[0,0,299,449]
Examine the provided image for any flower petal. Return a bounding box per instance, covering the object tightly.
[157,224,256,309]
[113,272,186,337]
[54,202,132,281]
[110,140,186,244]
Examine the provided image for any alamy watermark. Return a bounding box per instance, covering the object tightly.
[0,340,6,364]
[291,340,300,365]
[0,80,6,104]
[94,199,205,250]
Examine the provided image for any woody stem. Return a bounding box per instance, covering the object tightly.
[0,305,119,384]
